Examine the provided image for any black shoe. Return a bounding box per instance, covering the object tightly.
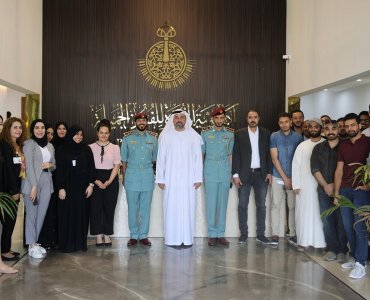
[96,243,104,247]
[289,236,297,244]
[1,254,19,261]
[238,235,247,244]
[10,251,20,256]
[256,235,272,245]
[104,242,112,247]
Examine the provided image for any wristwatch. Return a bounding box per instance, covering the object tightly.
[89,183,94,187]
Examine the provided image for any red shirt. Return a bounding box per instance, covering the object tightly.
[338,135,370,188]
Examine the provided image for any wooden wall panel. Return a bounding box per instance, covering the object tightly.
[43,0,286,143]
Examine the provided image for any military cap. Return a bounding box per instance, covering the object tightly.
[211,107,226,117]
[134,113,148,121]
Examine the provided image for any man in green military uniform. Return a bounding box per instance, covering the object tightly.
[201,107,234,246]
[121,113,158,247]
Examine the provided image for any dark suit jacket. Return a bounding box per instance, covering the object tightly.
[0,140,21,195]
[232,126,272,183]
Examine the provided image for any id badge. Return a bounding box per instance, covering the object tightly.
[72,160,76,166]
[13,157,22,164]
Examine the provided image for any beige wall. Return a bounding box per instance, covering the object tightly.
[286,0,370,97]
[0,0,42,94]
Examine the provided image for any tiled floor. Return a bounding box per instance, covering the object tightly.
[1,206,368,299]
[0,237,366,300]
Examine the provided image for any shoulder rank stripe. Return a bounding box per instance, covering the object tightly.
[123,130,134,137]
[202,126,213,132]
[225,127,234,133]
[147,131,158,137]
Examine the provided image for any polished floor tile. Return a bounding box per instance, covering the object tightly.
[0,238,365,300]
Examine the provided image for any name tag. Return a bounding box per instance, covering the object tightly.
[72,160,76,167]
[13,157,22,164]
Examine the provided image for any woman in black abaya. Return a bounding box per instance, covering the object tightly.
[56,125,95,253]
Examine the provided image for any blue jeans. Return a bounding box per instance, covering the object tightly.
[238,172,268,237]
[339,188,370,266]
[318,189,348,254]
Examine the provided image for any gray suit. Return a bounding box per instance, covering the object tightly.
[21,139,56,245]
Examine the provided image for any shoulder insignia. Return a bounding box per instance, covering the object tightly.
[147,131,158,137]
[123,130,134,137]
[225,127,234,133]
[202,126,213,132]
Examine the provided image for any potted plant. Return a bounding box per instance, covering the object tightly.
[321,163,370,231]
[0,192,18,220]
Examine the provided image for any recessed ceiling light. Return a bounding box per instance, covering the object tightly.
[323,88,328,92]
[356,79,362,82]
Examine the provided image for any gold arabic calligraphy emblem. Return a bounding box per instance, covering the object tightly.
[138,23,194,89]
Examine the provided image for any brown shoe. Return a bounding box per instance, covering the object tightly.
[208,238,217,246]
[217,237,230,246]
[127,239,138,247]
[140,238,152,247]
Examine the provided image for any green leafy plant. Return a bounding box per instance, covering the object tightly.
[0,192,18,219]
[321,163,370,231]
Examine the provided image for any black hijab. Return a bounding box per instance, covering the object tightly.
[65,125,85,156]
[53,122,68,147]
[30,119,48,147]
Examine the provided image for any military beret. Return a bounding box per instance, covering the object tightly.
[134,113,148,121]
[211,107,226,117]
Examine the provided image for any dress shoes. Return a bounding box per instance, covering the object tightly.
[140,238,152,247]
[208,238,217,246]
[127,239,138,247]
[104,242,112,247]
[1,254,19,261]
[217,237,229,246]
[96,243,104,247]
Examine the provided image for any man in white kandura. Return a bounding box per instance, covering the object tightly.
[292,118,326,250]
[156,110,203,248]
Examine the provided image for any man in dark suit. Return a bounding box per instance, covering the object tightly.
[232,109,273,244]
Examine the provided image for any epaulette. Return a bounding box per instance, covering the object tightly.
[225,127,234,133]
[202,126,213,132]
[123,130,134,137]
[147,131,158,137]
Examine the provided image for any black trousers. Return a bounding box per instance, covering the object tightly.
[0,200,19,253]
[90,169,119,235]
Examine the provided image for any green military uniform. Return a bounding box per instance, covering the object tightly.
[201,125,234,238]
[121,129,158,239]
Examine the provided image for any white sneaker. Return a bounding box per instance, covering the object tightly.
[35,244,46,254]
[28,246,43,259]
[341,258,355,269]
[349,262,366,279]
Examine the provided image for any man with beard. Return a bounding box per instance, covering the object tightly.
[292,118,325,250]
[156,110,203,247]
[302,120,310,140]
[201,107,234,246]
[361,105,370,137]
[311,120,347,262]
[358,111,369,132]
[121,113,158,247]
[232,109,273,245]
[337,117,348,140]
[291,109,304,135]
[270,112,303,246]
[334,113,370,279]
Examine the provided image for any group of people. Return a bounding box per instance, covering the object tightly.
[0,118,120,270]
[0,106,369,280]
